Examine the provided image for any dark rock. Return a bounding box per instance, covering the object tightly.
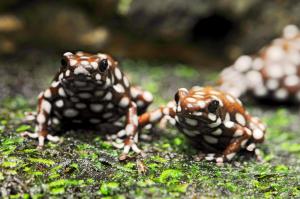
[125,0,300,59]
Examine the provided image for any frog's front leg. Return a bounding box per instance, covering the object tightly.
[21,87,61,148]
[138,104,176,128]
[130,86,153,115]
[109,101,140,160]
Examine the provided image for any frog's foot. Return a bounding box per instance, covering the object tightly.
[107,131,143,160]
[22,112,37,123]
[253,148,263,162]
[21,131,60,148]
[194,152,237,164]
[159,115,176,128]
[207,153,236,164]
[196,144,262,164]
[119,136,143,161]
[245,143,263,161]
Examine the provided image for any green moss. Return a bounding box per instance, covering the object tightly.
[22,148,38,153]
[50,187,65,195]
[28,158,55,166]
[99,182,120,196]
[0,59,299,198]
[158,169,183,184]
[49,173,60,179]
[9,193,21,199]
[150,155,168,163]
[2,161,18,168]
[274,164,289,173]
[168,183,189,193]
[48,179,84,188]
[15,124,32,133]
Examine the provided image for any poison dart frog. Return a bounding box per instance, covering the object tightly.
[22,52,153,160]
[138,86,266,163]
[219,24,300,103]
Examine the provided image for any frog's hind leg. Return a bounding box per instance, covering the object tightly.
[113,102,176,160]
[130,86,153,115]
[200,124,253,163]
[245,116,266,161]
[108,101,142,160]
[21,92,60,148]
[243,142,263,161]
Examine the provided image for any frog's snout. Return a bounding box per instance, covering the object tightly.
[174,88,188,103]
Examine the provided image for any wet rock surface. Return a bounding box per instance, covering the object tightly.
[0,57,299,198]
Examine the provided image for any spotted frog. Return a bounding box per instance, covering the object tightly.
[219,24,300,103]
[22,52,153,160]
[138,86,266,163]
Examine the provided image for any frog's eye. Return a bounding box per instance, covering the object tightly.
[99,59,108,72]
[174,91,180,104]
[208,100,219,113]
[61,57,69,68]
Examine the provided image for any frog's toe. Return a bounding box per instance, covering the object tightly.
[118,137,142,160]
[21,131,61,148]
[23,112,37,123]
[21,131,38,138]
[106,129,126,141]
[111,140,125,149]
[203,153,218,161]
[203,152,237,164]
[107,130,142,160]
[107,133,124,149]
[254,148,263,162]
[246,144,263,161]
[119,144,142,161]
[246,143,256,151]
[46,134,60,142]
[206,155,226,165]
[119,153,128,161]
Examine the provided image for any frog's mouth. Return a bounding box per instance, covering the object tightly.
[74,74,92,80]
[61,74,105,91]
[175,105,209,122]
[63,74,104,84]
[62,76,89,87]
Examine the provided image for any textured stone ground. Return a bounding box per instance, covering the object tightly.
[0,57,299,198]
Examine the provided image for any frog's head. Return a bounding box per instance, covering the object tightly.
[174,87,223,127]
[59,52,116,87]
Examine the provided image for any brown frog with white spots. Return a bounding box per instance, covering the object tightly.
[138,86,266,163]
[22,52,153,160]
[219,24,300,103]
